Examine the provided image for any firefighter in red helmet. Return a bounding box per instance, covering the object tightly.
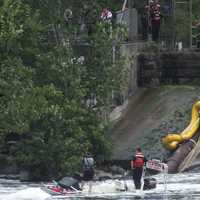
[131,147,147,189]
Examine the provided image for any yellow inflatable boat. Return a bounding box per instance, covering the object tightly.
[162,101,200,150]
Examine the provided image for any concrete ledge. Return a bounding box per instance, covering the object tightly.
[109,100,129,122]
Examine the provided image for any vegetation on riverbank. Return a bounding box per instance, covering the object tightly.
[1,0,200,181]
[0,0,127,180]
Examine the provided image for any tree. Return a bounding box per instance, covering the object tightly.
[0,0,126,180]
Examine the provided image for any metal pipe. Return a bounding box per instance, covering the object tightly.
[189,0,193,49]
[167,140,195,173]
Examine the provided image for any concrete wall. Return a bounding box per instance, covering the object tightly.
[116,9,138,41]
[138,52,200,87]
[109,42,140,123]
[120,43,138,96]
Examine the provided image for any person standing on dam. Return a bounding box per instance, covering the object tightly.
[131,147,147,189]
[150,0,162,42]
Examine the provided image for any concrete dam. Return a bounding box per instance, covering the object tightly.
[110,51,200,173]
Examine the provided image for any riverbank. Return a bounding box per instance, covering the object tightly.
[1,85,200,181]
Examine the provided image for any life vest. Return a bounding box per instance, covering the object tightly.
[154,4,161,11]
[101,9,112,21]
[83,157,94,170]
[132,152,145,168]
[151,4,160,12]
[153,10,161,21]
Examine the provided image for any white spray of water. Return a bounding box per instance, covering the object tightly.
[0,188,50,200]
[81,179,136,194]
[1,173,200,199]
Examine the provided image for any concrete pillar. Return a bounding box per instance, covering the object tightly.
[128,0,138,41]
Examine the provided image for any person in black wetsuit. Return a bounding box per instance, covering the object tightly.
[82,153,95,181]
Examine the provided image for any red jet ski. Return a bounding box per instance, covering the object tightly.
[42,177,81,195]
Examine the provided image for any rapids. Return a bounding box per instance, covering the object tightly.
[1,173,200,199]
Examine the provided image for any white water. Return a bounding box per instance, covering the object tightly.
[1,173,200,199]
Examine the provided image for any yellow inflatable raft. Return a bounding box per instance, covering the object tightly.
[162,101,200,150]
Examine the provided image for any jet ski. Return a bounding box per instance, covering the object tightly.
[42,176,157,196]
[42,177,81,196]
[42,159,168,196]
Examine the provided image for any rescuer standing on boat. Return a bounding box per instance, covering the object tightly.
[131,147,147,189]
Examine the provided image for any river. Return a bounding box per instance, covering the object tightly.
[0,172,200,200]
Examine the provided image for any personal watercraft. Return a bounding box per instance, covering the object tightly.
[42,176,157,196]
[42,159,166,196]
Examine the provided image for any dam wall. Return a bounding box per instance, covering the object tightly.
[138,52,200,87]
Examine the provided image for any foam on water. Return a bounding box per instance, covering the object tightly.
[80,179,135,193]
[1,172,200,199]
[0,188,50,200]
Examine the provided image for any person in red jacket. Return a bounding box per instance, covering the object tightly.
[150,1,162,42]
[131,147,147,189]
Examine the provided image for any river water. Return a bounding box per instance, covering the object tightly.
[0,172,200,200]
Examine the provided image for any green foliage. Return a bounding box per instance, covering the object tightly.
[0,0,39,137]
[84,22,126,110]
[193,0,200,21]
[174,3,190,45]
[0,0,126,180]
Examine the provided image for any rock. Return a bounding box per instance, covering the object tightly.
[95,169,112,178]
[109,165,125,175]
[20,170,30,182]
[98,176,112,181]
[0,174,20,179]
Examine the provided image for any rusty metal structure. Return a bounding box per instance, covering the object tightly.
[162,100,200,173]
[166,140,195,173]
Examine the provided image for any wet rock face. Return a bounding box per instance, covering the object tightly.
[111,85,200,163]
